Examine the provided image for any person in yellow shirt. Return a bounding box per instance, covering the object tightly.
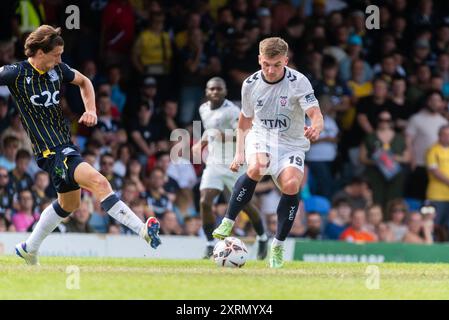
[426,124,449,231]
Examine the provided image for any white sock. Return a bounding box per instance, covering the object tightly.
[106,200,145,237]
[257,233,268,242]
[26,203,65,253]
[272,238,284,248]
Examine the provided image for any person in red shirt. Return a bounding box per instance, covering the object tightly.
[340,208,377,243]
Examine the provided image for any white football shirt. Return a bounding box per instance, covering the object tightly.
[199,99,240,165]
[241,66,319,149]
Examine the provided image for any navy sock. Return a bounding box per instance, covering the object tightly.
[203,223,215,242]
[226,173,258,221]
[276,193,300,241]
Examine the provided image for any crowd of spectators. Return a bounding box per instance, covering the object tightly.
[1,0,449,245]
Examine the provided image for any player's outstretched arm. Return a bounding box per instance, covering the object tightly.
[230,113,252,172]
[71,70,97,127]
[304,106,323,142]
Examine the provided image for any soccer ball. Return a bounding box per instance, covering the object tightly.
[213,237,248,268]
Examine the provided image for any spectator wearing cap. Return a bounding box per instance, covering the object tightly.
[257,7,272,37]
[339,34,373,83]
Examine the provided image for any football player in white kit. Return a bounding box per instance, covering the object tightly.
[212,37,323,268]
[193,77,268,259]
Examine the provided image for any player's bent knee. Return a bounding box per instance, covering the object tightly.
[281,179,301,195]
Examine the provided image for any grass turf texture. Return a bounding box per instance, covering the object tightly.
[1,256,449,299]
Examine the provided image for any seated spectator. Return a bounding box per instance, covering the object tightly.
[0,166,14,221]
[265,213,278,238]
[324,198,352,240]
[173,189,198,225]
[158,99,180,138]
[107,65,127,114]
[9,149,34,194]
[31,171,55,210]
[0,135,19,171]
[183,216,202,236]
[376,222,395,242]
[153,151,180,202]
[0,214,13,232]
[99,153,124,192]
[419,203,448,242]
[159,211,183,235]
[121,198,148,235]
[113,143,133,178]
[125,158,146,194]
[88,203,110,234]
[12,190,39,232]
[1,112,33,154]
[340,208,377,243]
[65,198,94,233]
[288,208,305,238]
[366,204,384,234]
[386,198,409,241]
[332,176,372,209]
[300,212,323,240]
[144,167,173,219]
[402,211,433,244]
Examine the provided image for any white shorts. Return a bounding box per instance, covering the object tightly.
[245,130,306,181]
[199,164,245,191]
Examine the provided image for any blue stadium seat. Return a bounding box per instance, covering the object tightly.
[303,195,331,216]
[404,198,423,212]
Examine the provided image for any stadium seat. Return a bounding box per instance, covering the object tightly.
[303,195,331,216]
[404,198,423,212]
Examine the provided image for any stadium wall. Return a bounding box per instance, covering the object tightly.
[0,233,296,260]
[294,240,449,263]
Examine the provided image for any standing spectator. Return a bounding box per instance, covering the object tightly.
[305,95,339,199]
[95,93,125,152]
[131,103,163,162]
[107,65,127,113]
[407,63,432,109]
[177,28,221,126]
[340,208,377,243]
[12,190,38,232]
[65,198,95,233]
[0,136,19,171]
[426,124,449,231]
[402,211,433,244]
[100,0,136,66]
[389,75,411,132]
[339,34,372,83]
[300,212,323,240]
[406,90,448,200]
[359,111,410,208]
[9,149,34,193]
[386,198,409,241]
[132,10,172,98]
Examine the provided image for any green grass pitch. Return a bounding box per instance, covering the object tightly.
[1,256,449,299]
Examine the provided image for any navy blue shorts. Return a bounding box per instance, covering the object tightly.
[36,144,85,194]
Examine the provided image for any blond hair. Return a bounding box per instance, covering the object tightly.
[24,25,64,57]
[259,37,288,58]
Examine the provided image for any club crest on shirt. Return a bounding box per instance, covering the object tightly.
[280,96,288,107]
[48,69,59,82]
[257,99,263,107]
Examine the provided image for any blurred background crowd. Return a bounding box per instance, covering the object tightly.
[1,0,449,244]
